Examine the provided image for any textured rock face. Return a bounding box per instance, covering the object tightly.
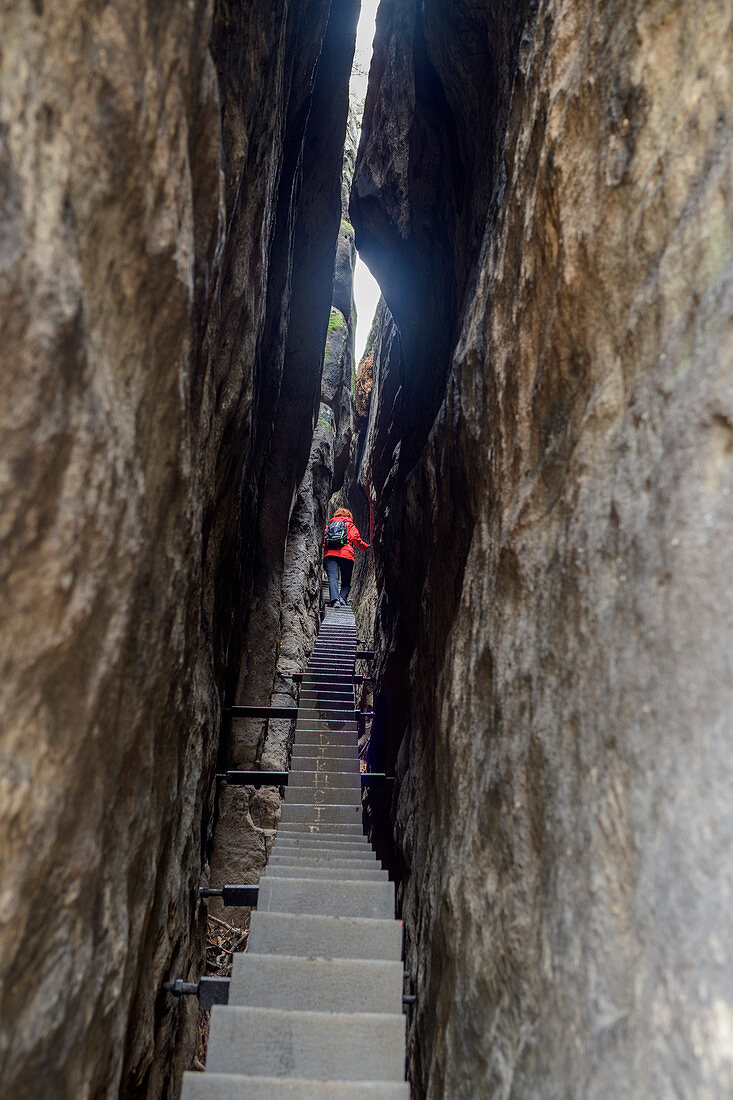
[0,1,356,1097]
[351,1,733,1096]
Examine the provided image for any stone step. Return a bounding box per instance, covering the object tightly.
[258,876,394,919]
[181,1074,409,1100]
[286,783,361,804]
[246,911,402,960]
[229,953,402,1013]
[265,863,387,881]
[205,1006,406,1080]
[279,803,362,825]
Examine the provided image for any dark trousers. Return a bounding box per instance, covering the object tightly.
[325,556,353,604]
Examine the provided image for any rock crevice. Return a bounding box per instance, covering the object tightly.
[348,0,733,1096]
[0,1,357,1096]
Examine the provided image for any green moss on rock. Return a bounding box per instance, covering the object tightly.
[328,307,346,335]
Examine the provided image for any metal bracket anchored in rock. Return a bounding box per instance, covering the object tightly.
[163,977,231,1012]
[199,885,259,906]
[215,769,391,787]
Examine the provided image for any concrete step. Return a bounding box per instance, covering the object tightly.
[296,714,358,725]
[275,824,364,837]
[289,771,361,788]
[308,658,356,664]
[304,644,353,650]
[286,783,361,804]
[265,863,387,881]
[291,741,358,756]
[274,840,376,858]
[246,911,402,960]
[295,724,358,738]
[304,670,354,678]
[279,803,362,825]
[292,735,358,747]
[299,692,355,703]
[258,876,394,919]
[290,757,359,771]
[268,856,381,873]
[293,736,358,751]
[229,953,403,1013]
[297,711,357,720]
[290,756,360,772]
[181,1074,409,1099]
[205,1005,406,1080]
[276,827,365,842]
[294,734,358,744]
[273,850,376,867]
[298,708,356,721]
[302,656,353,661]
[300,681,355,690]
[299,675,355,684]
[270,844,377,858]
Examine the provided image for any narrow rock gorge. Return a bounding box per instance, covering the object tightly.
[348,0,733,1096]
[0,0,358,1096]
[1,0,731,1098]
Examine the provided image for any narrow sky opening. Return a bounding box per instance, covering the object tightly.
[349,0,382,363]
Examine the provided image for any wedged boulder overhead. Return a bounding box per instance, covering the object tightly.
[0,0,356,1096]
[350,0,733,1096]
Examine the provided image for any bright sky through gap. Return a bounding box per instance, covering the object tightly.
[350,0,382,364]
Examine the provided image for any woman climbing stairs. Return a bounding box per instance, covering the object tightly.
[181,605,409,1097]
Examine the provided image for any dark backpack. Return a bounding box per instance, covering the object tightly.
[325,519,348,549]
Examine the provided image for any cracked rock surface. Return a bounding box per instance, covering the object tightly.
[350,1,733,1096]
[0,1,356,1096]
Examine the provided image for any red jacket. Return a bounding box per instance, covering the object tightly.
[323,516,369,562]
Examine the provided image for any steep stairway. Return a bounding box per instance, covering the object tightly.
[181,604,409,1098]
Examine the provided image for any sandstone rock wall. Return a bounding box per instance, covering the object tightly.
[350,1,733,1096]
[0,1,356,1096]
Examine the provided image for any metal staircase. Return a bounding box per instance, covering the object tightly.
[181,604,409,1098]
